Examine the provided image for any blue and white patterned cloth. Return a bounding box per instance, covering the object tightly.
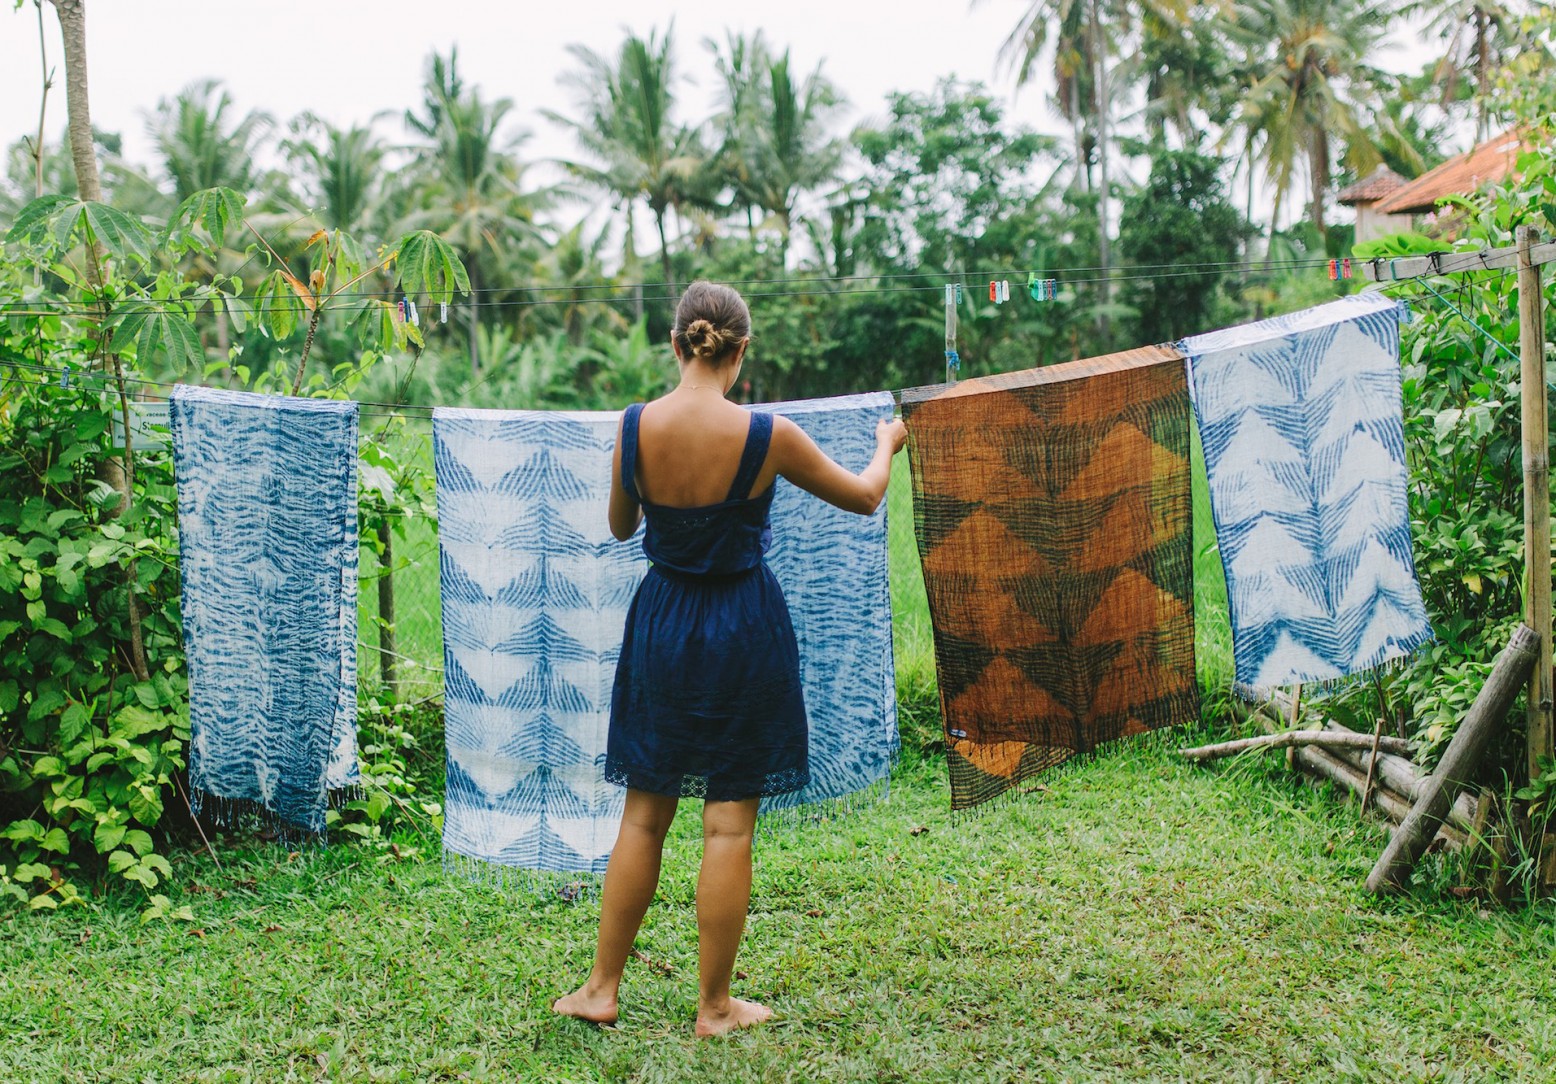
[434,394,900,878]
[435,409,641,876]
[1181,294,1433,688]
[170,386,360,836]
[757,392,899,815]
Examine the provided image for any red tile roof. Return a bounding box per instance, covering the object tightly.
[1375,128,1531,215]
[1337,166,1407,206]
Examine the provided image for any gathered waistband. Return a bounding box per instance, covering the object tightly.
[647,562,764,585]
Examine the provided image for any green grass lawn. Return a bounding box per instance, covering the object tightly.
[7,744,1556,1082]
[11,422,1545,1081]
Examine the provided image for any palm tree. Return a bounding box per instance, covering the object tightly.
[282,114,388,235]
[547,25,707,290]
[1225,0,1398,235]
[1407,0,1530,140]
[145,79,273,205]
[708,36,846,262]
[996,0,1144,336]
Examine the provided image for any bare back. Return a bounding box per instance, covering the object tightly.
[632,395,779,508]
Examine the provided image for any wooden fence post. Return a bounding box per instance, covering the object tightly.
[1519,225,1552,783]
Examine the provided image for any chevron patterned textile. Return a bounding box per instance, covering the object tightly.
[902,348,1201,811]
[170,386,360,836]
[756,393,899,816]
[434,409,641,878]
[1181,294,1432,689]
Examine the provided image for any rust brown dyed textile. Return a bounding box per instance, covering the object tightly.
[901,347,1200,810]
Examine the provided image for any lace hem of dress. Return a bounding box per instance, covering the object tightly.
[603,761,809,802]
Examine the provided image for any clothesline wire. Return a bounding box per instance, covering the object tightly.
[3,265,1523,422]
[0,254,1344,314]
[0,256,1347,317]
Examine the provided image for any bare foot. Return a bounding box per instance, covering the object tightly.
[552,982,618,1026]
[695,997,772,1038]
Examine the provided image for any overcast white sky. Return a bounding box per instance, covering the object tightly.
[0,1,1438,224]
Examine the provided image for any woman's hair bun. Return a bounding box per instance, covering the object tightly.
[684,318,734,359]
[673,281,752,366]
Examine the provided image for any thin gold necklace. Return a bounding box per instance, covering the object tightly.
[679,383,725,394]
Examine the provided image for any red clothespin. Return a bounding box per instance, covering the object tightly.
[1327,259,1339,281]
[1342,257,1352,279]
[989,281,999,303]
[397,299,407,322]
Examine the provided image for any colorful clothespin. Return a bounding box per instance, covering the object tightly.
[1327,259,1339,281]
[59,363,70,389]
[1342,257,1352,279]
[396,299,407,323]
[989,280,999,303]
[954,284,963,305]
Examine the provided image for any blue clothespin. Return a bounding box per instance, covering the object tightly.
[59,363,70,389]
[945,349,960,372]
[1028,272,1042,300]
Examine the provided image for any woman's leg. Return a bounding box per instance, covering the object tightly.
[553,788,679,1024]
[694,796,771,1037]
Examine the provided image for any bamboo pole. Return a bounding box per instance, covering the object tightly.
[1520,225,1552,783]
[1367,624,1540,893]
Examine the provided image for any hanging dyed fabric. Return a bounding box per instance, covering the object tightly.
[1181,294,1432,689]
[902,348,1200,811]
[170,386,360,836]
[755,392,899,817]
[435,409,641,880]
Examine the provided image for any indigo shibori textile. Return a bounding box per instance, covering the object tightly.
[1181,294,1432,688]
[434,409,641,877]
[170,385,360,836]
[902,349,1200,811]
[755,392,899,816]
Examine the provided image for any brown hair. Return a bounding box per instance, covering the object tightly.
[672,281,751,366]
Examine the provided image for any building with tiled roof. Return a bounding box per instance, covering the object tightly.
[1337,166,1411,242]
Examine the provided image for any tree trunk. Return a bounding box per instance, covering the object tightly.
[48,0,99,202]
[376,520,397,700]
[1309,126,1329,235]
[654,206,673,294]
[1089,0,1111,342]
[1476,7,1490,141]
[1366,624,1539,894]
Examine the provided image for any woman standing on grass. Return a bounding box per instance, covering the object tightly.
[553,281,906,1037]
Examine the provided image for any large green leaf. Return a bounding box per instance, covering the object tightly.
[50,201,155,264]
[168,187,246,248]
[390,230,471,305]
[4,194,74,246]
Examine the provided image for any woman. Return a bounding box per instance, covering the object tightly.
[553,281,906,1036]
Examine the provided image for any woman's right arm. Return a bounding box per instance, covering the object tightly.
[771,415,908,516]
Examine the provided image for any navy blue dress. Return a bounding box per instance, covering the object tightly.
[606,403,810,801]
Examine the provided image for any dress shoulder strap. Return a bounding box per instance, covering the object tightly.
[620,403,644,503]
[726,410,775,502]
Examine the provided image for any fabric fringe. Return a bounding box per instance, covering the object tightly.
[1231,644,1425,706]
[440,850,602,902]
[190,790,328,846]
[947,727,1181,826]
[755,773,894,837]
